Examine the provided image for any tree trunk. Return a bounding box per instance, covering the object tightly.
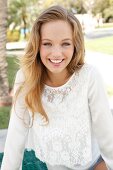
[0,0,12,106]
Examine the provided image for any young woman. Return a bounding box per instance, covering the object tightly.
[1,5,113,170]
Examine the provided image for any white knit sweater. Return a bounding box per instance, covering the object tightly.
[1,63,113,170]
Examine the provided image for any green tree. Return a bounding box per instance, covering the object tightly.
[8,0,30,39]
[43,0,70,9]
[0,0,11,106]
[92,0,109,15]
[42,0,78,12]
[8,0,40,39]
[103,0,113,22]
[74,0,86,14]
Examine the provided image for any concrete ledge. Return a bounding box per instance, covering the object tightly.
[6,41,27,50]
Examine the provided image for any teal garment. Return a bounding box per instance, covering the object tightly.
[22,149,48,170]
[0,152,3,168]
[0,150,48,170]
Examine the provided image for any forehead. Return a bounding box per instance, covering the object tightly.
[40,20,73,40]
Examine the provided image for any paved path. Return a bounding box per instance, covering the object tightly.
[6,50,25,57]
[85,27,113,39]
[0,129,7,152]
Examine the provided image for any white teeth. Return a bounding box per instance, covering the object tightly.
[50,59,63,63]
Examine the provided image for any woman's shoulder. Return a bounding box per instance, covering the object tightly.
[15,68,25,84]
[81,63,100,76]
[78,63,102,83]
[82,63,96,71]
[81,63,104,86]
[78,63,95,76]
[12,69,25,95]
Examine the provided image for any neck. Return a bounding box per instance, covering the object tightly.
[45,71,71,87]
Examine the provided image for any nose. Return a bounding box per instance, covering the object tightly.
[51,45,62,58]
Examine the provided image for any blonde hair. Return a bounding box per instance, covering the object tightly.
[16,5,85,123]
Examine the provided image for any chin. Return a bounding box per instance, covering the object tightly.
[51,70,63,74]
[49,69,64,74]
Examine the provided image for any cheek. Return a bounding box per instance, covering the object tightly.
[65,48,74,58]
[40,46,49,59]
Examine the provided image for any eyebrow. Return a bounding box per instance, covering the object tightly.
[62,39,73,41]
[41,38,73,41]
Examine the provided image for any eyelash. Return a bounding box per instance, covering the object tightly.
[42,43,71,46]
[43,43,51,46]
[62,43,71,46]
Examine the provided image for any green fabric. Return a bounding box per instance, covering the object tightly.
[22,149,48,170]
[0,150,48,170]
[0,152,3,168]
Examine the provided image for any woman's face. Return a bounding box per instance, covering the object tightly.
[40,20,74,75]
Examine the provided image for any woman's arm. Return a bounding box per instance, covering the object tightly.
[88,66,113,169]
[1,69,29,170]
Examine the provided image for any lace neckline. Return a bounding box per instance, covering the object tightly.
[44,72,75,90]
[43,65,86,103]
[43,72,77,104]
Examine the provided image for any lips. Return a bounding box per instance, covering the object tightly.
[49,59,64,64]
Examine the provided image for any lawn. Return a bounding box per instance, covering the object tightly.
[85,36,113,55]
[95,23,113,29]
[0,56,19,129]
[0,106,11,129]
[7,55,19,88]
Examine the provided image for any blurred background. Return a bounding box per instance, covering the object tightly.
[0,0,113,154]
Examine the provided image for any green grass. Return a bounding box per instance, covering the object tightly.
[95,23,113,29]
[7,55,19,88]
[107,86,113,96]
[0,56,19,129]
[85,36,113,55]
[0,107,11,129]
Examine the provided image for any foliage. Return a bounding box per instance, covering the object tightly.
[91,0,113,22]
[8,0,41,39]
[103,6,113,22]
[7,29,20,42]
[7,0,113,41]
[8,0,28,38]
[92,0,109,15]
[43,0,113,21]
[35,0,92,16]
[43,0,72,9]
[73,0,86,14]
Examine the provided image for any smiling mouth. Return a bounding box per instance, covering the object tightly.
[49,59,64,64]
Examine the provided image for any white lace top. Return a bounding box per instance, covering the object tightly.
[1,64,113,170]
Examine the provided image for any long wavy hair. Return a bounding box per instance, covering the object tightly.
[15,5,85,123]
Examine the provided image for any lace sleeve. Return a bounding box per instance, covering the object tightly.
[1,69,29,170]
[88,67,113,169]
